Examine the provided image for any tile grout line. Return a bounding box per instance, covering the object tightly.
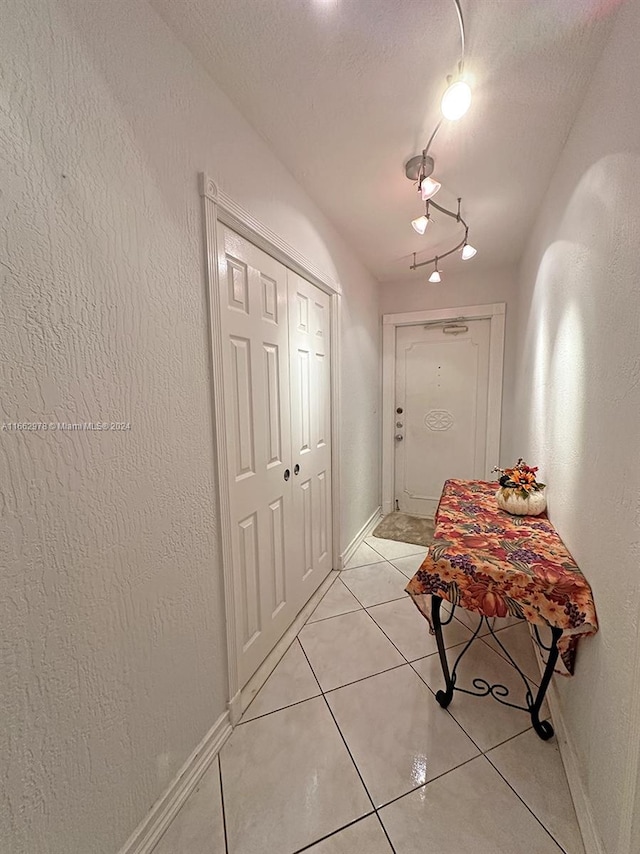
[217,754,230,854]
[484,751,570,854]
[375,753,481,813]
[406,657,535,756]
[319,694,398,854]
[297,638,398,853]
[297,600,503,854]
[373,811,397,854]
[290,812,378,854]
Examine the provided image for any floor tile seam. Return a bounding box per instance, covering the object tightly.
[306,604,363,625]
[366,538,429,561]
[217,754,230,854]
[409,651,541,753]
[338,575,408,611]
[360,603,414,666]
[476,632,542,687]
[482,724,535,755]
[297,637,326,695]
[372,808,398,854]
[298,602,409,693]
[343,556,388,570]
[484,751,570,853]
[363,605,474,668]
[319,691,380,816]
[320,660,409,697]
[375,753,481,813]
[237,690,324,726]
[295,643,384,834]
[406,658,490,753]
[413,626,543,708]
[290,811,378,854]
[240,635,305,722]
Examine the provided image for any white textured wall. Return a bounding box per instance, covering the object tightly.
[380,266,518,463]
[512,2,640,851]
[0,1,380,852]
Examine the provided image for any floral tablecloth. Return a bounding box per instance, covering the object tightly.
[405,479,598,675]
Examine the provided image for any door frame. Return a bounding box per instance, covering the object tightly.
[381,303,506,517]
[200,174,342,723]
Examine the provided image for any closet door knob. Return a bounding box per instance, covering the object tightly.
[284,469,290,481]
[294,464,300,475]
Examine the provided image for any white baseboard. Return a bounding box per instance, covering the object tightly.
[545,682,604,854]
[240,570,338,715]
[118,711,232,854]
[339,505,383,569]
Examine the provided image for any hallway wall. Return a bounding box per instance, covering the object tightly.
[380,265,519,463]
[512,2,640,851]
[0,2,380,852]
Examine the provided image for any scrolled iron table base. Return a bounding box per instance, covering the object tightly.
[431,594,563,741]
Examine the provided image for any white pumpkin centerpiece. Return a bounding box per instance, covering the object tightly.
[493,459,547,517]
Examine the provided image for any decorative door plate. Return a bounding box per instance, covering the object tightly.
[424,410,454,431]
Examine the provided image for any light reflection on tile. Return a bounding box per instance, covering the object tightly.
[221,697,371,854]
[326,665,478,806]
[412,642,549,751]
[379,755,564,853]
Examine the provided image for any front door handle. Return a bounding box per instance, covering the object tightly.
[294,464,300,475]
[284,468,290,481]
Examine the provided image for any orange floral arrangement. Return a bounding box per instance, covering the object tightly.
[493,459,545,499]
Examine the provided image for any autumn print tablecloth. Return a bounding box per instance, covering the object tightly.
[405,479,598,675]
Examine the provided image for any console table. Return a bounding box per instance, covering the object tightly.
[405,479,598,740]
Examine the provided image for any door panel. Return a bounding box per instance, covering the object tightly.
[288,271,333,599]
[219,226,294,685]
[395,319,491,517]
[218,228,332,687]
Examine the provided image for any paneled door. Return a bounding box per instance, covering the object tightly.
[394,319,491,517]
[288,272,333,603]
[217,226,332,687]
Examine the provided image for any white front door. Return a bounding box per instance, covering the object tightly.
[394,319,491,517]
[217,226,332,687]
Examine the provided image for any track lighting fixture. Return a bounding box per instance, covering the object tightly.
[411,200,431,235]
[420,176,442,201]
[441,78,472,121]
[461,241,477,260]
[405,0,476,283]
[428,259,442,283]
[411,215,429,235]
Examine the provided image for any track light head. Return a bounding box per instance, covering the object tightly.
[428,258,442,283]
[441,79,472,121]
[411,215,429,235]
[461,242,477,260]
[420,177,441,201]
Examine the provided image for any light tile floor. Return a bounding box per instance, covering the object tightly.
[152,536,585,854]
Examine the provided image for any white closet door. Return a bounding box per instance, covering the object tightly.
[217,229,333,688]
[218,226,295,686]
[288,271,333,599]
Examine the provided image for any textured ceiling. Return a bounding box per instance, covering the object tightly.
[151,0,619,282]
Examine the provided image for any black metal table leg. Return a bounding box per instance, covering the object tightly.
[530,626,563,740]
[429,595,563,742]
[432,595,455,708]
